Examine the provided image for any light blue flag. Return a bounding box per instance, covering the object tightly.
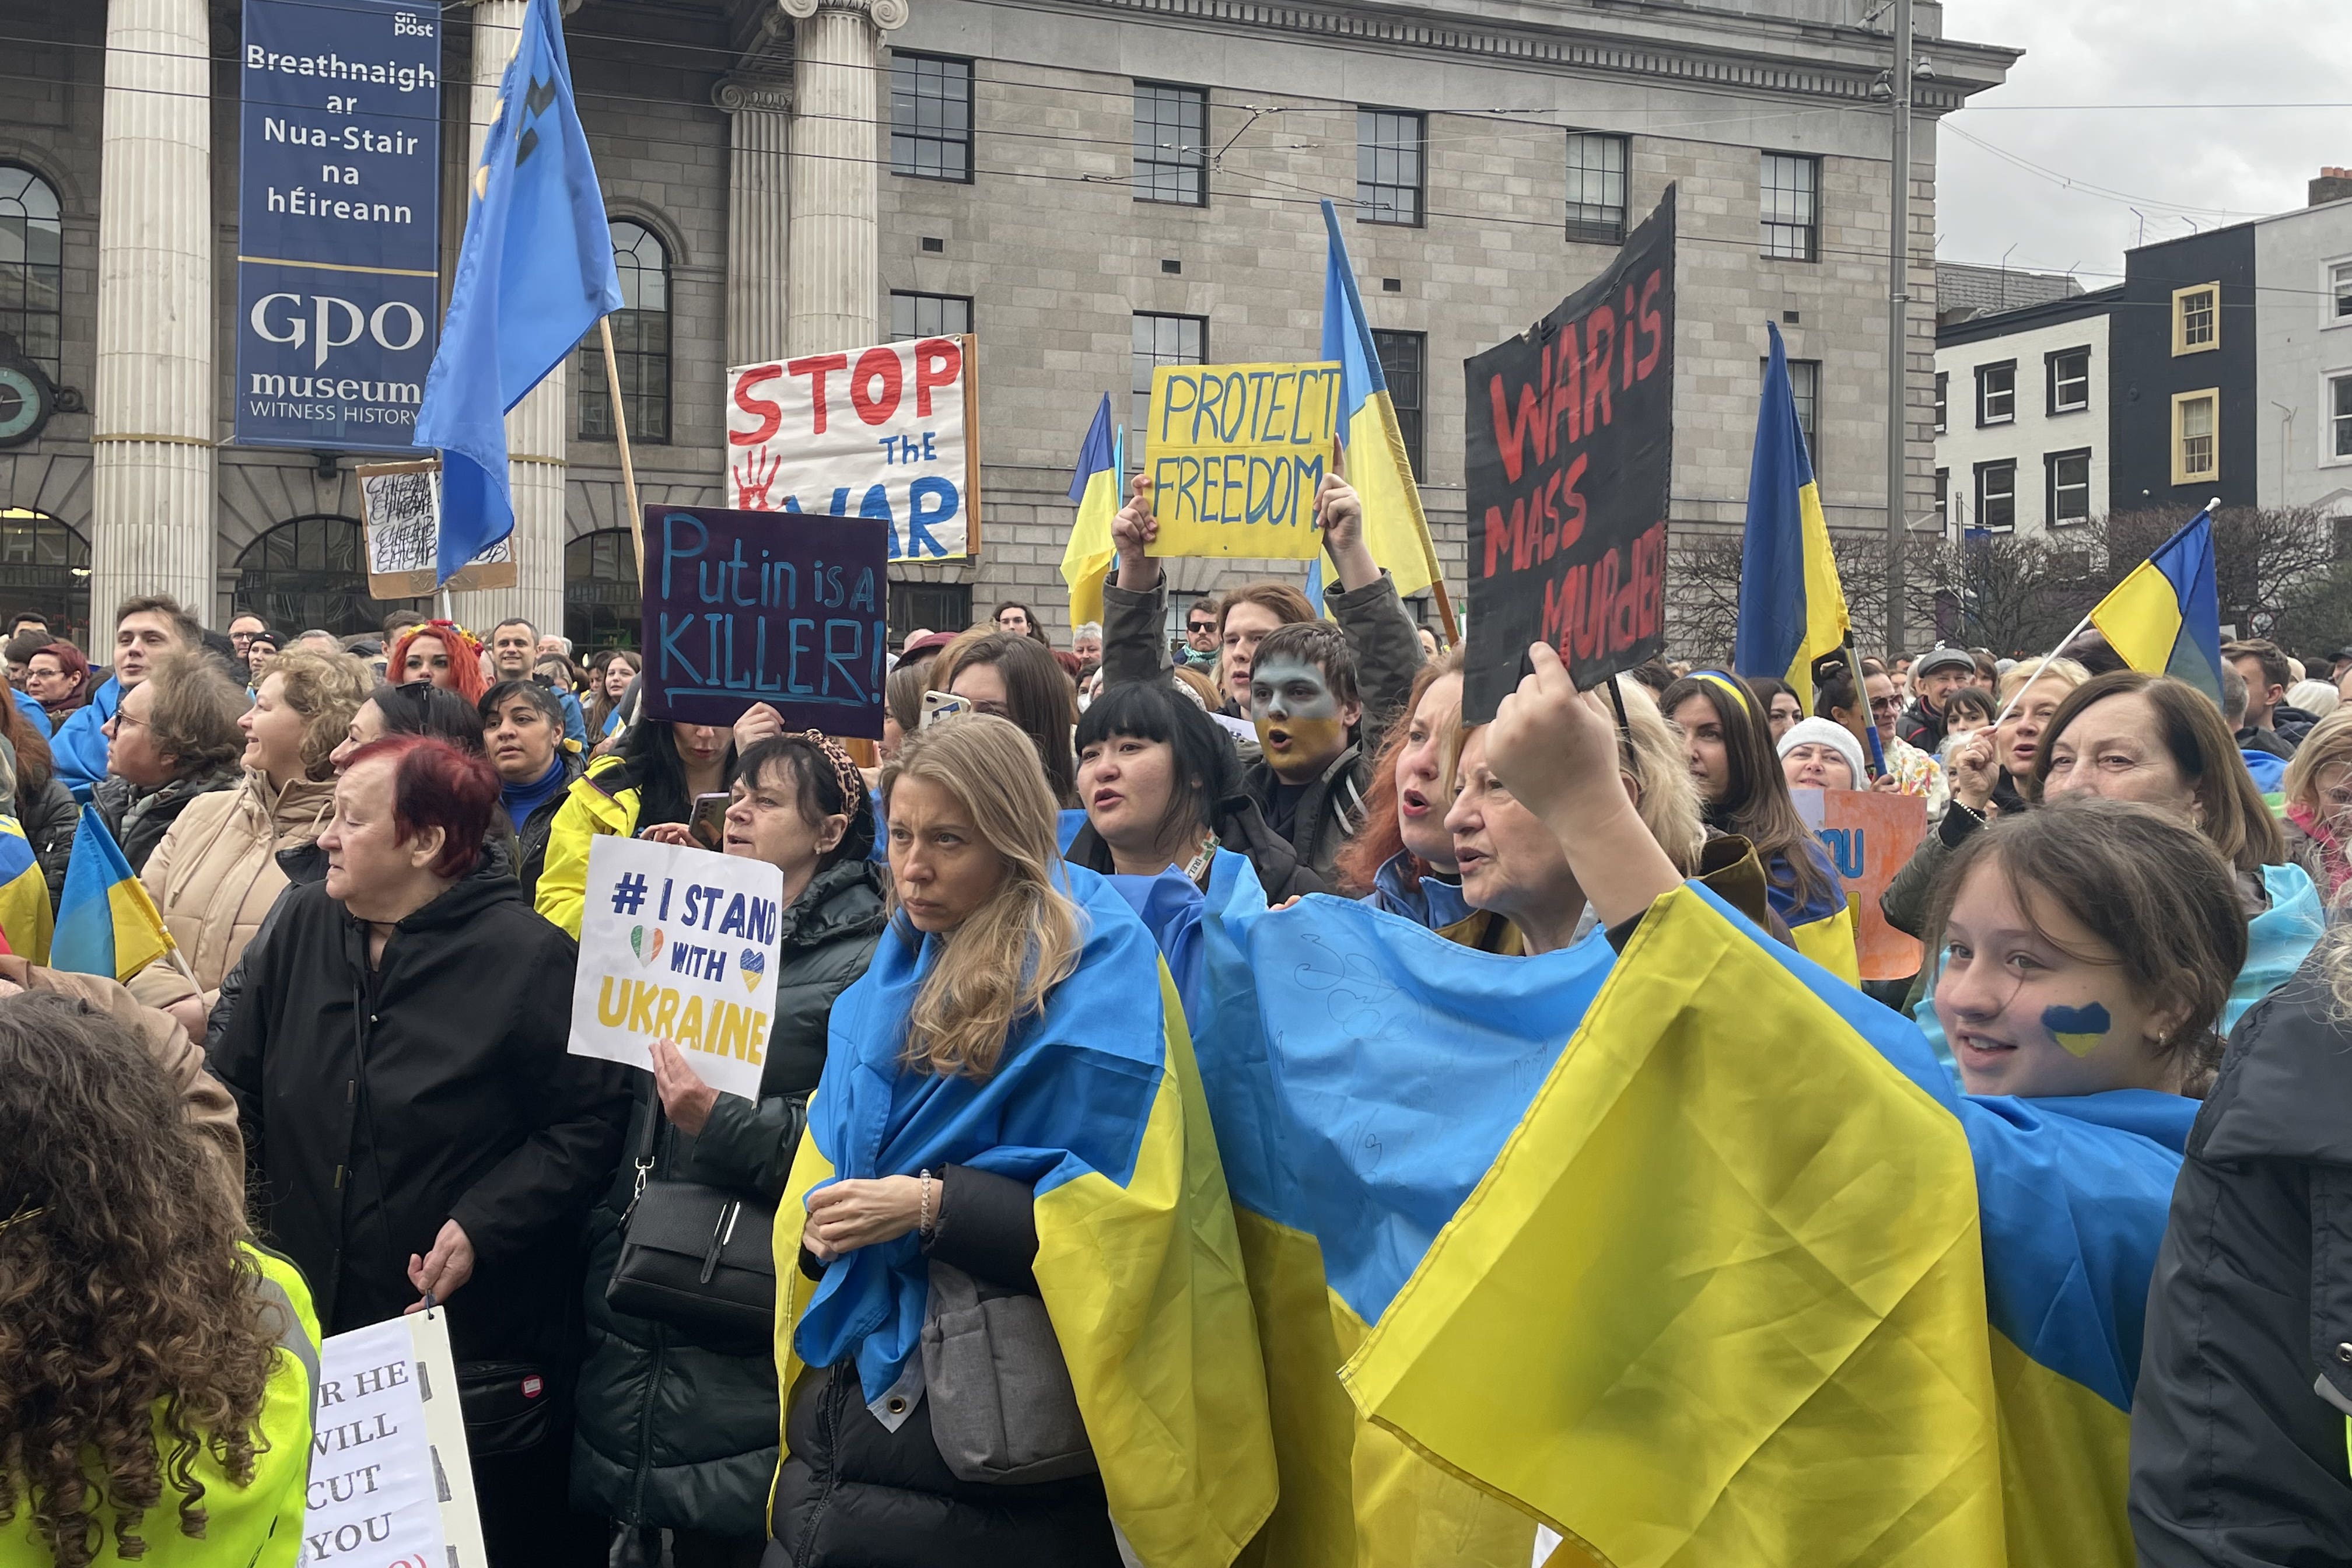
[414,0,622,582]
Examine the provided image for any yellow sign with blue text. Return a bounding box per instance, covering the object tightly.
[1146,361,1343,560]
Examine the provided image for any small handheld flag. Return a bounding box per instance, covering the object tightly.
[2088,507,2224,704]
[1059,394,1119,631]
[52,805,176,982]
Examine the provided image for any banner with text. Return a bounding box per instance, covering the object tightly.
[356,459,517,597]
[302,1308,484,1568]
[1143,361,1342,561]
[640,503,888,736]
[569,835,785,1103]
[1460,188,1676,724]
[1793,787,1929,982]
[236,0,440,453]
[724,336,977,561]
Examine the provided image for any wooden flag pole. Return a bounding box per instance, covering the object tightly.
[598,315,646,584]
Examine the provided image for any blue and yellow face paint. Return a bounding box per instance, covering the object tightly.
[2042,1002,2113,1059]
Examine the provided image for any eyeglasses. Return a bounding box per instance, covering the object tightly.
[1868,697,1903,715]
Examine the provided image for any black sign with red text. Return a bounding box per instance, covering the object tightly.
[1461,189,1675,723]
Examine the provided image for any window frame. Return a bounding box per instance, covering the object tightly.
[1933,466,1948,527]
[888,52,975,184]
[2045,345,2091,416]
[1788,356,1822,461]
[578,219,671,444]
[1975,359,2017,428]
[1132,81,1209,208]
[890,291,973,341]
[2171,282,2220,356]
[1132,311,1208,459]
[2171,387,2220,485]
[1371,328,1426,476]
[1759,151,1821,263]
[1933,370,1947,434]
[2326,370,2352,466]
[0,162,65,383]
[1973,459,2017,533]
[1356,108,1426,228]
[2329,258,2352,328]
[1563,131,1629,246]
[2044,447,2092,527]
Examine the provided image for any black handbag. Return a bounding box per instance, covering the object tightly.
[456,1361,557,1458]
[604,1100,778,1343]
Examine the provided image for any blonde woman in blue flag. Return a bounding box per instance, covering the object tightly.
[768,713,1273,1568]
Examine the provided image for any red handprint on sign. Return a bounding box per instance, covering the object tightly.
[733,448,783,510]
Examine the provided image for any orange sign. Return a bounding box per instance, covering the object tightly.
[1791,789,1930,982]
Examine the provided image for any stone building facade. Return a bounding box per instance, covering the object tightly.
[0,0,2015,653]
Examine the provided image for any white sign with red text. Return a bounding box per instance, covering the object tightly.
[724,335,979,562]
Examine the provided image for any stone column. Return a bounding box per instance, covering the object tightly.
[781,0,905,356]
[716,77,794,366]
[450,0,569,639]
[90,0,216,622]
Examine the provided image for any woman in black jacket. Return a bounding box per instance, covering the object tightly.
[210,733,633,1568]
[574,733,886,1567]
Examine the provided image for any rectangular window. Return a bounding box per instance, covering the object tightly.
[1132,312,1206,457]
[2172,389,2220,483]
[890,291,972,340]
[2332,261,2352,324]
[1976,360,2016,426]
[2046,346,2091,415]
[888,580,971,648]
[1373,329,1426,475]
[2172,282,2220,355]
[2334,516,2352,561]
[888,54,974,183]
[1356,110,1424,226]
[1975,460,2017,532]
[1563,132,1629,246]
[2331,373,2352,460]
[1133,83,1208,206]
[1760,152,1819,261]
[1934,467,1948,526]
[1934,371,1947,433]
[2046,449,2092,525]
[1789,358,1821,458]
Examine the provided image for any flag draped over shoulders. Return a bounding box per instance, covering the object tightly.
[0,813,50,964]
[774,864,1274,1568]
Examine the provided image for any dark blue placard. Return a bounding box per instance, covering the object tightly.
[642,505,890,739]
[235,0,440,452]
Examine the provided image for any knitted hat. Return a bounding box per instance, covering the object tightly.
[1777,717,1867,787]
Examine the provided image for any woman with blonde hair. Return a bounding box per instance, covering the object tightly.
[769,713,1272,1566]
[2280,706,2352,902]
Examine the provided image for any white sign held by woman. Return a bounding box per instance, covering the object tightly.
[568,834,784,1101]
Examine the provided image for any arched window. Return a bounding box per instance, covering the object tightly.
[580,220,670,443]
[233,515,428,635]
[0,165,64,382]
[0,508,88,644]
[565,527,641,652]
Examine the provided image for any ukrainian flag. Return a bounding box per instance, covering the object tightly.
[1735,321,1850,715]
[775,866,1275,1567]
[0,814,51,964]
[2087,508,2224,705]
[51,804,173,981]
[1059,394,1120,632]
[1318,198,1440,601]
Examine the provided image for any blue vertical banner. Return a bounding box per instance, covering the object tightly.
[235,0,441,452]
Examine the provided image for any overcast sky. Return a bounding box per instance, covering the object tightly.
[1933,0,2352,283]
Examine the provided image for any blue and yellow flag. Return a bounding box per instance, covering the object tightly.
[1319,198,1440,603]
[775,866,1275,1567]
[0,813,51,964]
[52,804,172,981]
[1735,322,1850,715]
[2087,508,2224,705]
[1059,394,1120,631]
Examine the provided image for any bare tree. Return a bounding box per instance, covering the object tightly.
[1666,527,1894,666]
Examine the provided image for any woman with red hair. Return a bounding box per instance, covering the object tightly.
[22,640,93,729]
[388,618,488,705]
[212,733,632,1567]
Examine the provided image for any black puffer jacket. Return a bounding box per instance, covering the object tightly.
[2130,967,2352,1564]
[513,748,587,901]
[209,858,634,1357]
[18,772,75,904]
[572,859,887,1537]
[93,764,240,876]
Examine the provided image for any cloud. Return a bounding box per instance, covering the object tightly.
[1936,0,2352,282]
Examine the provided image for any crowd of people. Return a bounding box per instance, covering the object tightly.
[8,480,2352,1567]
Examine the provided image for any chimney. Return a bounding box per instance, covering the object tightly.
[2313,167,2352,207]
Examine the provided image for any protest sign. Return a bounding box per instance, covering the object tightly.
[1792,787,1929,982]
[568,834,785,1102]
[724,335,978,562]
[639,503,888,736]
[302,1307,484,1568]
[1142,362,1343,561]
[1460,188,1676,724]
[355,458,516,596]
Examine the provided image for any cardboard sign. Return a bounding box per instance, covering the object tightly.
[724,335,979,562]
[303,1308,484,1568]
[1460,189,1676,724]
[568,834,785,1102]
[355,459,517,597]
[1143,362,1343,561]
[1791,788,1930,982]
[638,503,888,736]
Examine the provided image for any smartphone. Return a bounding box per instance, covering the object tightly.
[688,792,730,852]
[920,690,972,730]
